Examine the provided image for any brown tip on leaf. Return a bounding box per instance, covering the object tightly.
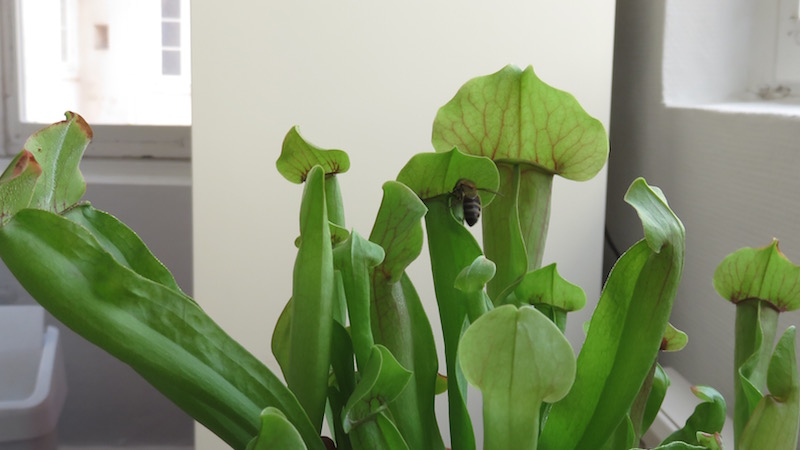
[661,337,668,351]
[65,111,94,140]
[13,151,42,177]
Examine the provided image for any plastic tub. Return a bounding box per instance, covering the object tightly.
[0,306,67,449]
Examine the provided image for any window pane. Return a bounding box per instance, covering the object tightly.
[161,0,180,19]
[162,50,181,75]
[17,0,191,126]
[161,22,180,47]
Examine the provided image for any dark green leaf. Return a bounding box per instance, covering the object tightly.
[287,165,335,430]
[63,203,187,297]
[0,209,323,450]
[540,178,685,450]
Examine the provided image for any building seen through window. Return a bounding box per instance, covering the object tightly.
[16,0,191,126]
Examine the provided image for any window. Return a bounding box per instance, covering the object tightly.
[1,0,191,159]
[748,0,800,100]
[663,0,800,109]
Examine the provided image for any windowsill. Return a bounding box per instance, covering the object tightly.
[0,157,191,187]
[664,99,800,118]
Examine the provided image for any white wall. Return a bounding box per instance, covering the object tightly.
[608,0,800,424]
[192,1,616,448]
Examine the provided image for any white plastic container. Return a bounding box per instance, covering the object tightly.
[0,305,67,450]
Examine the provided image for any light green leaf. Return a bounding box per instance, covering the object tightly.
[432,65,608,181]
[661,386,726,446]
[369,181,444,450]
[459,305,576,450]
[642,364,671,436]
[396,148,499,206]
[488,163,535,301]
[696,432,726,450]
[342,345,412,433]
[739,326,800,450]
[276,126,350,184]
[632,443,706,450]
[333,230,385,370]
[540,178,684,450]
[20,112,91,212]
[370,181,428,283]
[502,263,586,313]
[454,256,496,294]
[0,209,323,450]
[0,150,41,223]
[713,239,800,311]
[287,165,335,431]
[662,322,689,352]
[246,407,308,450]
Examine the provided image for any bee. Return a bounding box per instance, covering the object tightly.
[452,179,482,227]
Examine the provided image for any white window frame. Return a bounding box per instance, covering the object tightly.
[0,0,190,160]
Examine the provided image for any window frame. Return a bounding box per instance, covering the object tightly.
[0,0,191,160]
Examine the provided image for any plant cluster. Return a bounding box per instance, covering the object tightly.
[0,66,797,450]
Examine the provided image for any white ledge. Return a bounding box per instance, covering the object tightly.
[0,158,191,187]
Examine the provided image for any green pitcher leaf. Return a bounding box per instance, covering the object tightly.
[454,256,495,321]
[370,181,428,283]
[713,239,800,311]
[739,326,800,450]
[432,65,608,181]
[328,321,356,450]
[713,240,799,442]
[540,178,684,450]
[0,209,324,450]
[416,197,482,450]
[696,432,726,450]
[599,415,636,450]
[459,305,576,450]
[662,322,689,352]
[642,363,671,436]
[348,412,410,450]
[333,230,385,370]
[0,150,42,223]
[272,298,293,380]
[22,112,91,212]
[633,443,707,450]
[397,148,501,450]
[369,181,444,450]
[342,345,412,433]
[63,203,188,297]
[502,263,586,313]
[246,407,308,450]
[287,165,335,431]
[396,148,498,206]
[276,126,350,183]
[454,256,496,294]
[661,386,726,446]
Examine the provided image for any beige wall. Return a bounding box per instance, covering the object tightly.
[191,1,616,448]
